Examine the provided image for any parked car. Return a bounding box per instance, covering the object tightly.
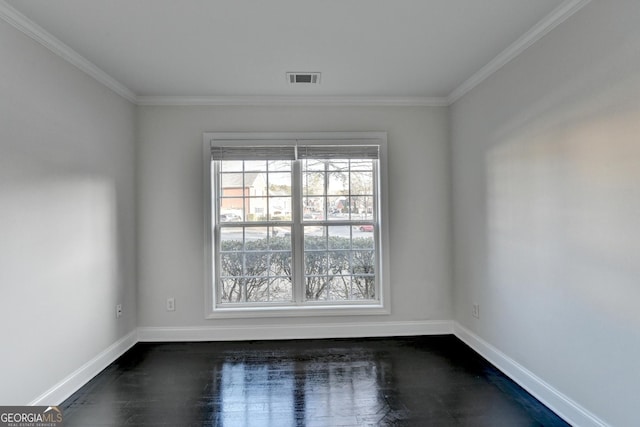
[358,225,374,232]
[220,213,242,222]
[303,212,324,220]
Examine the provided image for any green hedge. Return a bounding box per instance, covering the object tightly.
[220,236,374,302]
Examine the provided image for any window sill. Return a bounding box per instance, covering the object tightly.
[206,303,390,319]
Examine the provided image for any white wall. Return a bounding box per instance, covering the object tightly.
[0,19,137,404]
[451,2,640,426]
[137,105,451,330]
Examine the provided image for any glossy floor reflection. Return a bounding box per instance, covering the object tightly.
[61,336,569,426]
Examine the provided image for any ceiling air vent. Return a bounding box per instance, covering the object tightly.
[287,72,321,84]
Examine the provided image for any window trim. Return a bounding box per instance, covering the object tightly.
[203,132,390,319]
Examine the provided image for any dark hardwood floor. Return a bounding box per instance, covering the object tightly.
[61,336,568,426]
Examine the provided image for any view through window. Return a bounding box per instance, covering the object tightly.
[205,134,387,315]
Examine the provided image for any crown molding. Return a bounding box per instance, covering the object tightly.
[0,0,137,103]
[136,95,450,107]
[447,0,591,104]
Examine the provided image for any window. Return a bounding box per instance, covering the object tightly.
[203,132,389,318]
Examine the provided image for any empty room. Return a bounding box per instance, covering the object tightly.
[0,1,638,426]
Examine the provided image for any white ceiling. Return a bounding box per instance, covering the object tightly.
[2,0,588,104]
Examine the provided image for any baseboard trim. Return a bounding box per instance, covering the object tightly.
[29,329,139,406]
[453,322,608,427]
[138,320,453,342]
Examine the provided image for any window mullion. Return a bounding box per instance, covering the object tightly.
[323,160,329,300]
[374,160,381,298]
[213,160,222,307]
[292,159,304,304]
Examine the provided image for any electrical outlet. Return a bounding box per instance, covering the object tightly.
[166,297,175,311]
[472,303,480,319]
[116,304,122,318]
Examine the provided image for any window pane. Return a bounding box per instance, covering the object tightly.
[220,278,243,303]
[246,198,267,221]
[327,171,348,195]
[220,199,245,220]
[303,172,325,196]
[220,161,243,172]
[328,226,351,249]
[269,253,292,276]
[328,251,350,275]
[303,197,325,221]
[346,197,361,220]
[353,234,375,249]
[268,197,291,220]
[352,275,376,299]
[303,158,325,171]
[305,276,328,301]
[244,160,267,172]
[268,160,291,172]
[350,171,373,195]
[244,251,269,276]
[245,277,270,302]
[268,172,292,196]
[220,173,245,192]
[304,251,327,276]
[327,196,349,219]
[244,253,267,278]
[244,227,268,244]
[350,159,374,171]
[246,173,268,196]
[304,227,326,249]
[328,275,350,300]
[352,250,375,275]
[327,204,341,220]
[269,277,292,302]
[350,196,374,219]
[328,159,349,172]
[220,252,243,277]
[220,228,243,247]
[269,228,291,249]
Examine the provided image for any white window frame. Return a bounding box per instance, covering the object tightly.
[203,132,390,318]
